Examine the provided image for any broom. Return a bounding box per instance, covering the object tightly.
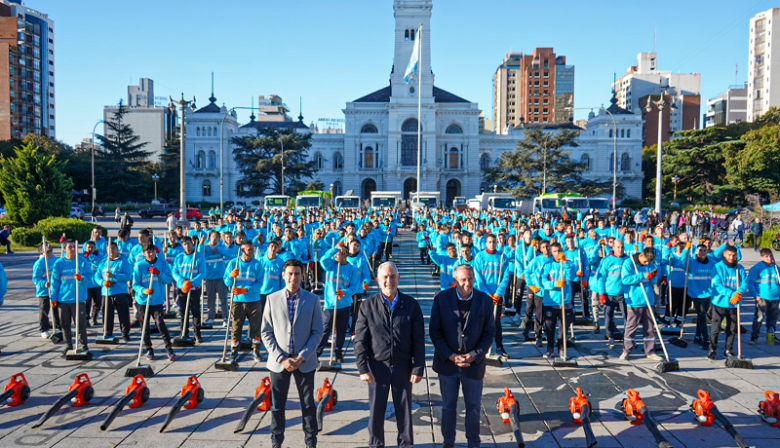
[43,236,63,344]
[725,266,753,369]
[669,243,692,348]
[486,251,506,367]
[553,252,578,368]
[65,241,93,361]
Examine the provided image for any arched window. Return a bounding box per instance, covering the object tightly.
[208,151,216,168]
[620,129,625,138]
[364,146,374,169]
[404,30,409,41]
[449,147,459,169]
[333,181,342,197]
[207,127,212,137]
[213,127,217,136]
[445,124,463,134]
[621,153,630,171]
[197,150,205,169]
[362,178,376,199]
[333,152,343,170]
[202,180,211,197]
[401,118,420,166]
[480,153,490,169]
[627,129,631,138]
[410,29,415,40]
[580,153,591,170]
[361,123,378,134]
[196,127,200,136]
[313,152,323,170]
[609,129,613,138]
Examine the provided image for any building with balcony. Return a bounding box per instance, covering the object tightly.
[747,8,780,122]
[0,0,55,140]
[704,83,747,128]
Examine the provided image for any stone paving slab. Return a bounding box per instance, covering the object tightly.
[0,230,779,447]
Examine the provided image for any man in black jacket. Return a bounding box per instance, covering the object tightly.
[429,264,495,448]
[354,261,425,448]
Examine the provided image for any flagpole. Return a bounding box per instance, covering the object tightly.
[415,23,423,222]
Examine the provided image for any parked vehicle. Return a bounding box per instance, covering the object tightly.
[335,195,361,210]
[410,191,440,211]
[138,203,177,219]
[452,196,468,212]
[264,195,291,211]
[69,206,85,220]
[173,207,203,220]
[370,191,402,209]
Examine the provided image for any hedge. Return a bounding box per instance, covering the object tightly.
[0,219,22,231]
[744,225,779,249]
[11,227,44,248]
[35,217,106,243]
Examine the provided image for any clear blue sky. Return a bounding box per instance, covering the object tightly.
[35,0,772,146]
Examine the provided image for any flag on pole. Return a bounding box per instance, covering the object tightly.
[403,26,422,84]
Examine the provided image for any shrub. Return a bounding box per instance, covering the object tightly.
[34,217,106,243]
[11,227,44,247]
[744,225,779,249]
[0,219,22,231]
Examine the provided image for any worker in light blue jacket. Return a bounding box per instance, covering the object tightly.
[348,238,372,335]
[747,248,780,345]
[257,239,284,296]
[685,243,715,345]
[172,236,207,343]
[523,239,551,343]
[473,233,511,358]
[539,242,579,358]
[223,240,266,361]
[708,245,748,359]
[94,242,133,340]
[595,239,628,342]
[430,243,459,291]
[132,242,175,361]
[619,248,661,360]
[51,240,91,355]
[318,245,362,363]
[204,230,232,326]
[32,242,60,337]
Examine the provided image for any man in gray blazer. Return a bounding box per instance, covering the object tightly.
[261,259,324,448]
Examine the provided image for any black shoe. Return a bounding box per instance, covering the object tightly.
[122,334,131,342]
[535,338,543,347]
[523,332,533,342]
[196,336,204,344]
[707,350,716,360]
[495,347,509,358]
[146,349,155,360]
[443,444,455,448]
[61,347,72,357]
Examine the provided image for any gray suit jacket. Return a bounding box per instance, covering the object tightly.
[261,288,324,373]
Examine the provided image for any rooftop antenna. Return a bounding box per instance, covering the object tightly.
[211,72,214,97]
[653,26,657,52]
[735,63,739,86]
[298,96,303,122]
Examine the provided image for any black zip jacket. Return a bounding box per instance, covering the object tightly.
[353,290,426,376]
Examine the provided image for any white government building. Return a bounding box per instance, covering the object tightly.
[183,0,643,208]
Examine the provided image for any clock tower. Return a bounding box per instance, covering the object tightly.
[391,0,434,100]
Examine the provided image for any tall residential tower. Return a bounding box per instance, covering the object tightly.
[747,8,780,122]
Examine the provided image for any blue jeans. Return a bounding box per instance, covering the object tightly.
[439,372,483,448]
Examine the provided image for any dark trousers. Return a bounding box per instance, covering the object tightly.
[493,303,504,349]
[367,360,413,448]
[439,372,483,448]
[513,278,526,311]
[543,306,574,352]
[351,294,363,334]
[419,247,429,265]
[524,294,543,337]
[231,297,264,347]
[604,295,626,338]
[752,299,780,340]
[38,296,61,332]
[177,288,202,339]
[58,302,89,350]
[318,307,351,360]
[139,304,172,351]
[205,279,227,320]
[754,234,763,251]
[104,293,131,337]
[692,297,711,340]
[624,307,655,355]
[269,369,317,447]
[379,237,393,261]
[665,286,686,320]
[572,281,590,317]
[85,287,102,321]
[711,305,738,353]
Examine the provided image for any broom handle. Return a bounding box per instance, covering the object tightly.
[137,265,156,366]
[220,251,242,362]
[736,267,741,359]
[179,249,198,338]
[630,255,672,362]
[42,236,54,328]
[560,258,568,360]
[74,241,80,353]
[678,247,692,339]
[102,255,111,338]
[330,260,342,365]
[667,250,673,318]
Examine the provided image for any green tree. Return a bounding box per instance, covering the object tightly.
[157,132,181,202]
[0,142,73,224]
[232,128,317,197]
[659,128,733,202]
[485,128,585,198]
[726,124,780,195]
[94,104,152,202]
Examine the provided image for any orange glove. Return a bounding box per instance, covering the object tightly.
[555,280,565,288]
[363,282,368,291]
[599,294,607,305]
[598,239,606,245]
[686,242,692,250]
[558,254,567,262]
[582,280,588,288]
[229,269,239,278]
[51,300,58,307]
[338,241,345,246]
[233,287,248,295]
[148,267,160,275]
[449,282,456,288]
[143,288,154,295]
[490,294,501,305]
[163,246,168,253]
[529,285,540,294]
[729,292,742,305]
[102,280,115,287]
[182,280,193,293]
[335,289,344,299]
[74,273,82,281]
[521,273,525,281]
[576,270,583,277]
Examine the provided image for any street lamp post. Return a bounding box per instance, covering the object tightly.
[280,136,285,196]
[169,94,196,225]
[90,120,104,215]
[645,90,676,214]
[672,175,680,203]
[152,174,160,202]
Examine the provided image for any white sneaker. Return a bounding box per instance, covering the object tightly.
[222,320,229,328]
[646,354,664,361]
[619,352,629,360]
[41,331,50,338]
[748,339,758,345]
[505,307,517,313]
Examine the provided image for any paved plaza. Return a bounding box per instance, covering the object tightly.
[1,226,779,447]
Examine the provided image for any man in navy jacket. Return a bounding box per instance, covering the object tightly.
[429,263,495,448]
